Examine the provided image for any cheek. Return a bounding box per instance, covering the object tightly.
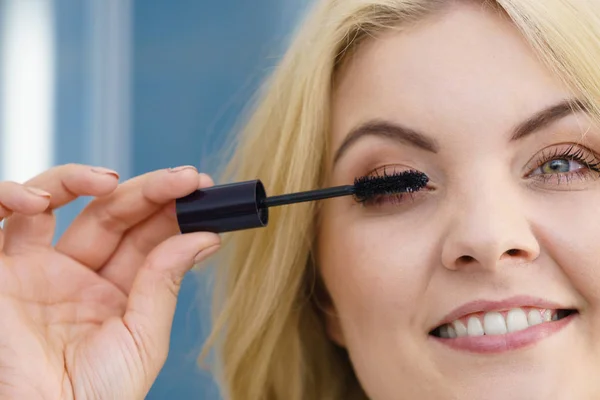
[317,204,432,338]
[317,204,447,397]
[533,192,600,309]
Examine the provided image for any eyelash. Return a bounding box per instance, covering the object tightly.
[527,144,600,184]
[360,144,600,208]
[359,166,422,208]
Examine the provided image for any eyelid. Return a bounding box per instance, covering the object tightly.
[366,164,416,177]
[524,143,600,175]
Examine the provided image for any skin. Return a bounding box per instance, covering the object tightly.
[0,164,220,398]
[319,3,600,400]
[2,3,599,400]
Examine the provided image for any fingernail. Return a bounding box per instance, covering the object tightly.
[26,187,51,198]
[169,165,197,173]
[91,167,120,179]
[194,244,220,262]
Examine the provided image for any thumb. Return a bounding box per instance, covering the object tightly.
[123,231,220,368]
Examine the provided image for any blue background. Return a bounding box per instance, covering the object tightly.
[51,0,310,398]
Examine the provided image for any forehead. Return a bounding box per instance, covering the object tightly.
[330,3,568,152]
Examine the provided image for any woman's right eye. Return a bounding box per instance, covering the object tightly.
[357,165,429,208]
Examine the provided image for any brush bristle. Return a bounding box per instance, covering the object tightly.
[353,170,429,202]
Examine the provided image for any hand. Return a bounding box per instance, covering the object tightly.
[0,164,220,399]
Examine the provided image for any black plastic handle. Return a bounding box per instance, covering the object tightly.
[176,180,269,234]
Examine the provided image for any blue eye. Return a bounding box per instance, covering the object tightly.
[534,158,585,175]
[527,144,600,183]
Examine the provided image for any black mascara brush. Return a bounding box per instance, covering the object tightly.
[176,170,428,234]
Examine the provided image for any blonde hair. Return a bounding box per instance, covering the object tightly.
[200,0,600,399]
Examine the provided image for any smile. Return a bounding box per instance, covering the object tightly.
[429,297,578,353]
[430,308,576,338]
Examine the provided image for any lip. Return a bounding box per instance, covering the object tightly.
[430,312,576,354]
[432,295,573,330]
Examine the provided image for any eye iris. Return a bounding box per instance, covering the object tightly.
[542,159,570,174]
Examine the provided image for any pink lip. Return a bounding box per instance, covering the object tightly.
[430,312,576,354]
[433,296,571,328]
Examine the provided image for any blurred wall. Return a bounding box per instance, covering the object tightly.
[133,1,310,398]
[1,0,310,398]
[133,1,308,398]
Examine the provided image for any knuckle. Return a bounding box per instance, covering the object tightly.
[93,204,131,233]
[161,270,184,299]
[144,253,184,298]
[64,162,84,170]
[128,228,173,256]
[53,163,80,175]
[64,163,92,180]
[54,163,95,180]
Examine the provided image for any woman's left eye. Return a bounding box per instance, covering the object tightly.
[527,144,600,183]
[531,158,586,176]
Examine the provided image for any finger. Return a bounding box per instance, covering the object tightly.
[3,165,119,254]
[0,204,11,219]
[122,232,220,370]
[0,181,51,218]
[0,182,51,252]
[25,164,120,209]
[198,173,214,188]
[99,204,178,294]
[0,203,8,250]
[99,173,216,293]
[56,166,203,270]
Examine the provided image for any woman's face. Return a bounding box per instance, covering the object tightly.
[318,3,600,400]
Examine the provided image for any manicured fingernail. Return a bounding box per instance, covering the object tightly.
[169,165,197,173]
[91,167,120,179]
[26,187,51,198]
[194,244,220,262]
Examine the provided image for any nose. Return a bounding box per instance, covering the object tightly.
[440,180,540,272]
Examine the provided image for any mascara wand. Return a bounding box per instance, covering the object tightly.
[176,170,428,234]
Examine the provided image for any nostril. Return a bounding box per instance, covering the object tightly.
[457,255,475,264]
[506,249,521,256]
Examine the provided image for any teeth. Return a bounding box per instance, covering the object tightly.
[437,307,570,338]
[506,308,529,333]
[483,312,507,335]
[452,320,468,337]
[447,325,457,338]
[467,316,484,336]
[527,309,543,326]
[439,325,450,338]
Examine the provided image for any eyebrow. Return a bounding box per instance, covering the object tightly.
[332,98,588,166]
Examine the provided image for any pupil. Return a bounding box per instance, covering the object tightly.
[545,159,570,173]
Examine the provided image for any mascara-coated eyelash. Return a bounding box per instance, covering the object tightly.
[358,166,426,207]
[527,144,600,184]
